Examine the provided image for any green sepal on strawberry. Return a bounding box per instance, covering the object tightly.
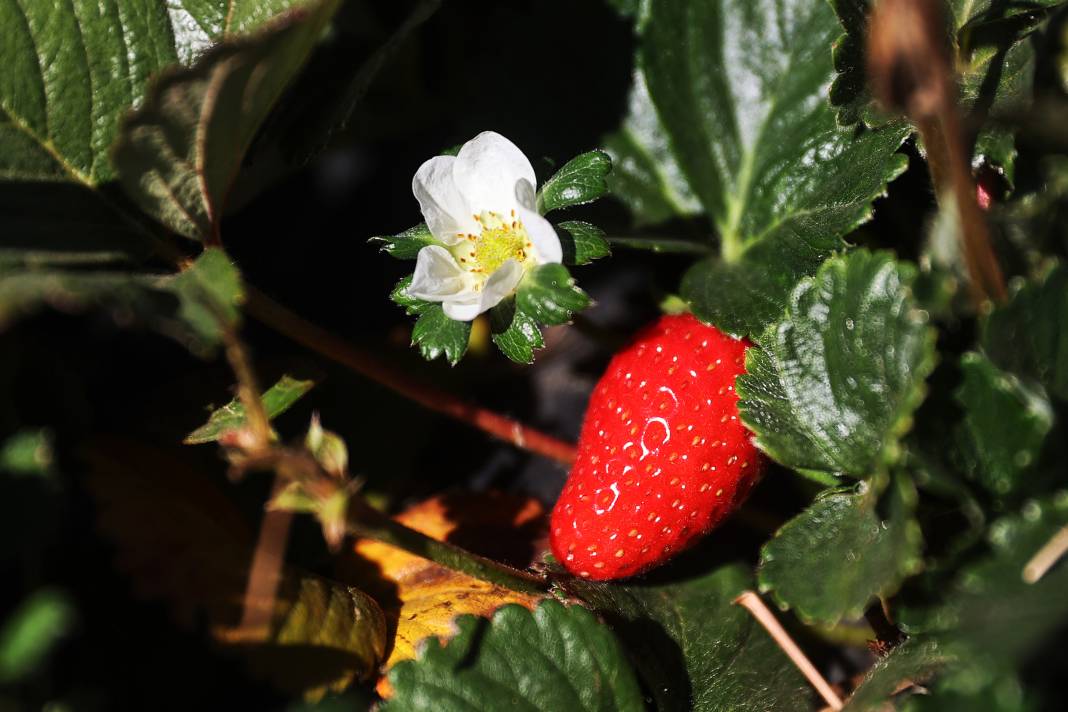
[550,313,764,580]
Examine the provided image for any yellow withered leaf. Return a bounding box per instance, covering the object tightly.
[343,492,549,694]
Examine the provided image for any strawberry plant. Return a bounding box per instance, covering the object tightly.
[2,0,1068,710]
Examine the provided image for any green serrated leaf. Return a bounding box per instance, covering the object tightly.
[517,264,590,326]
[738,250,937,477]
[0,0,330,259]
[390,275,432,316]
[536,150,612,215]
[982,263,1068,400]
[956,353,1053,498]
[112,0,343,241]
[759,474,923,625]
[490,301,544,365]
[412,305,471,365]
[382,601,645,712]
[638,0,909,336]
[564,563,810,712]
[371,223,440,260]
[557,221,611,265]
[843,637,953,712]
[602,68,703,226]
[185,375,315,444]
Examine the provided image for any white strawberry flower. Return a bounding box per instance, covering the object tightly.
[406,131,562,321]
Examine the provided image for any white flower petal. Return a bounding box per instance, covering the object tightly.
[515,177,537,211]
[413,156,477,244]
[479,259,525,311]
[518,206,562,264]
[407,245,469,301]
[454,132,537,215]
[443,298,482,322]
[441,259,524,321]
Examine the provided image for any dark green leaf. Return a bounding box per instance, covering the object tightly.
[371,223,440,260]
[517,264,590,326]
[738,250,937,477]
[843,637,952,712]
[490,301,544,365]
[382,601,645,712]
[759,474,923,625]
[982,263,1068,400]
[899,493,1068,670]
[411,305,470,366]
[0,247,241,357]
[112,0,343,240]
[166,247,244,347]
[536,150,612,215]
[0,589,75,684]
[642,0,908,258]
[640,0,908,336]
[390,275,432,316]
[956,353,1053,497]
[0,0,328,254]
[557,221,611,265]
[185,375,315,444]
[565,563,811,712]
[602,69,703,226]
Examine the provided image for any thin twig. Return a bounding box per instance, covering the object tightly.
[1023,525,1068,584]
[866,0,1006,308]
[236,484,293,636]
[244,284,577,465]
[220,325,288,634]
[221,325,272,448]
[734,591,843,711]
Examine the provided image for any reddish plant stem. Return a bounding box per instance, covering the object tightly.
[244,285,578,465]
[237,492,293,635]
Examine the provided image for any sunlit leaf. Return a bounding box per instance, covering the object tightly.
[185,375,315,444]
[383,601,645,712]
[738,250,937,478]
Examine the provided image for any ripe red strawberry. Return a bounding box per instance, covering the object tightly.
[550,313,764,580]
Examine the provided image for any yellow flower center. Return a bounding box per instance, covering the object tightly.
[454,211,534,286]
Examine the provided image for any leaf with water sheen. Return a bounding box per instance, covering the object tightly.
[637,0,909,336]
[758,474,923,625]
[738,250,937,478]
[537,150,612,215]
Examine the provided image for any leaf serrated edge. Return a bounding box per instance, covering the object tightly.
[737,250,939,478]
[756,474,924,626]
